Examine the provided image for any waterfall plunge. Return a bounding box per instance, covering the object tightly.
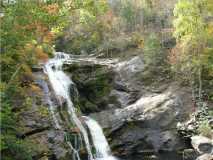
[84,117,117,160]
[45,52,93,160]
[44,52,117,160]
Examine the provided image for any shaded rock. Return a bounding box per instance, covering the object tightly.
[191,136,213,154]
[182,149,199,160]
[66,62,118,113]
[32,65,43,72]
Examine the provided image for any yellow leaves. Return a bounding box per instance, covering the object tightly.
[207,23,213,35]
[51,26,62,34]
[138,39,144,49]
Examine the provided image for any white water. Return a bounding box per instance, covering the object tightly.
[44,52,93,160]
[38,79,61,129]
[44,52,117,160]
[84,117,117,160]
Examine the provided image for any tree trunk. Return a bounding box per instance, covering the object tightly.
[198,66,202,102]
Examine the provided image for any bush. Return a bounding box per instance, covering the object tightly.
[198,120,212,138]
[143,33,166,67]
[0,91,34,160]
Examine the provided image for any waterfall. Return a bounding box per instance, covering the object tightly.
[44,52,93,160]
[44,52,117,160]
[36,79,61,129]
[84,116,117,160]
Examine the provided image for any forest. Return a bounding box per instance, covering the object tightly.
[0,0,213,160]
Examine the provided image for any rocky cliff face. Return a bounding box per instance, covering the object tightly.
[60,54,196,160]
[18,71,72,160]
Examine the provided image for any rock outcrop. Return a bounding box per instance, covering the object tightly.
[63,55,195,160]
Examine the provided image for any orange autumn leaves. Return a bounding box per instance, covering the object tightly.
[23,43,48,63]
[43,3,59,15]
[21,4,59,62]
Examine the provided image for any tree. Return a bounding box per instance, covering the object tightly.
[172,0,213,101]
[0,1,70,159]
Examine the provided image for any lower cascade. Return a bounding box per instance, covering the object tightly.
[84,116,117,160]
[44,52,117,160]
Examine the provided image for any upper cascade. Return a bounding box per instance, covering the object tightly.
[44,52,93,160]
[44,52,117,160]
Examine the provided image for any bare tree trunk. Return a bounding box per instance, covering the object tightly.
[198,66,202,102]
[7,65,22,86]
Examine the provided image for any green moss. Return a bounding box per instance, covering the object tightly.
[78,97,98,113]
[1,134,37,160]
[38,105,50,118]
[85,72,113,100]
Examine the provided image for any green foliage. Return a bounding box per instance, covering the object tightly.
[198,120,212,138]
[1,0,69,82]
[172,0,213,98]
[56,0,109,54]
[38,106,50,118]
[0,91,34,160]
[63,30,102,54]
[173,0,206,40]
[1,1,70,159]
[77,0,108,24]
[143,33,165,67]
[120,0,136,29]
[1,136,34,160]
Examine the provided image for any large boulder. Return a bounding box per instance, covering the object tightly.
[90,83,193,159]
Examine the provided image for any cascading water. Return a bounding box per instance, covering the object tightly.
[44,52,117,160]
[84,117,117,160]
[36,79,61,129]
[44,52,93,160]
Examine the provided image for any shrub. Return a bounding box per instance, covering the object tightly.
[197,120,212,138]
[143,33,166,67]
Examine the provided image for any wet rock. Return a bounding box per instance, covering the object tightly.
[191,136,213,154]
